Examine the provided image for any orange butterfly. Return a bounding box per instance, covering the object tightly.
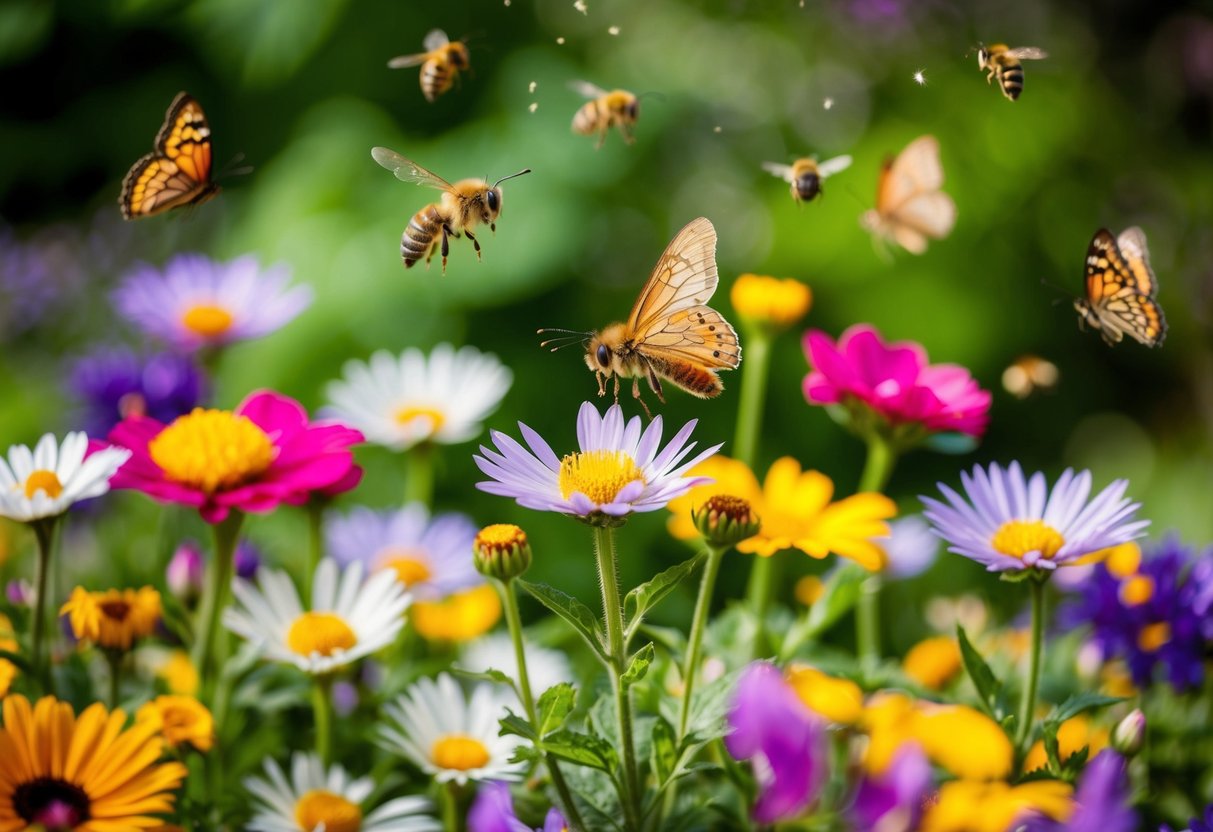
[539,217,741,416]
[120,92,218,219]
[861,134,956,255]
[1074,227,1167,347]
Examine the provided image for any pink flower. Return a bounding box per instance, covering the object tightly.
[105,391,363,523]
[803,324,991,438]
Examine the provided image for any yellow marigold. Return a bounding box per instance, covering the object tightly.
[60,586,161,650]
[0,614,16,698]
[903,635,963,690]
[1024,714,1109,772]
[862,692,1012,780]
[412,584,501,642]
[156,650,199,696]
[921,779,1073,832]
[137,695,214,753]
[730,274,812,329]
[667,455,896,570]
[786,664,864,724]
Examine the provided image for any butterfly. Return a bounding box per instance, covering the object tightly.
[538,217,741,417]
[1074,227,1167,347]
[119,92,218,219]
[861,134,956,255]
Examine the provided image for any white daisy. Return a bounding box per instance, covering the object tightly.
[224,558,409,675]
[458,632,574,702]
[245,752,440,832]
[0,432,130,522]
[380,673,524,785]
[326,344,512,451]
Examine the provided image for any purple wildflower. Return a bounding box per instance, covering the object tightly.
[68,347,207,438]
[467,781,565,832]
[1018,750,1137,832]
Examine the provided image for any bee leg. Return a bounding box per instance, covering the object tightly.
[632,379,654,420]
[621,124,635,145]
[646,366,666,403]
[613,374,621,403]
[466,229,482,261]
[596,129,607,150]
[596,371,607,397]
[440,225,452,273]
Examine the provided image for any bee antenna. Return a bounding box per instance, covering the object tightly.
[494,169,532,187]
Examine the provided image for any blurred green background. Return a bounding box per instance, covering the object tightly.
[1,0,1211,652]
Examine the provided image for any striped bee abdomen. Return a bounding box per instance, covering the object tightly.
[1000,64,1024,99]
[420,58,453,102]
[571,101,600,135]
[401,203,446,268]
[653,358,724,398]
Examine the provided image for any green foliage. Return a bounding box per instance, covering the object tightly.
[624,551,704,646]
[520,580,608,662]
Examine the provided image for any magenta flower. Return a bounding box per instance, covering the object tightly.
[803,324,991,440]
[850,745,932,831]
[726,662,826,824]
[105,390,363,523]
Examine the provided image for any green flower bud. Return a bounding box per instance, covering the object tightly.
[692,495,760,548]
[473,524,533,582]
[1112,708,1146,757]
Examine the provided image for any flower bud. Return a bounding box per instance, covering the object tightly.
[473,524,533,582]
[5,579,32,607]
[730,274,812,331]
[166,541,205,603]
[1112,708,1146,757]
[692,495,760,548]
[234,540,261,580]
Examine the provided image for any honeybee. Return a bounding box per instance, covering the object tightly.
[371,147,530,272]
[570,81,639,147]
[538,217,741,416]
[976,43,1048,101]
[388,30,470,102]
[762,155,853,203]
[1001,355,1059,399]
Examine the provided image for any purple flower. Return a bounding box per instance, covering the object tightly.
[68,347,207,438]
[1018,750,1137,832]
[113,254,312,351]
[234,539,262,580]
[166,540,205,602]
[876,515,939,579]
[467,781,566,832]
[1162,805,1213,832]
[0,224,88,341]
[850,745,932,831]
[726,662,826,824]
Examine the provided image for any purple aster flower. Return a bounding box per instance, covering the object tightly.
[0,224,88,341]
[850,744,932,831]
[921,462,1148,573]
[475,401,721,519]
[326,503,480,601]
[68,347,207,438]
[112,253,312,351]
[1017,750,1137,832]
[1162,805,1213,832]
[467,781,566,832]
[726,661,826,824]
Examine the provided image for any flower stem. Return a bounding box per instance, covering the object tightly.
[106,651,122,709]
[439,780,463,832]
[313,676,333,765]
[735,329,773,658]
[856,434,896,673]
[499,579,586,832]
[404,442,435,507]
[30,518,58,692]
[192,511,245,691]
[1016,578,1047,754]
[304,501,324,603]
[678,545,724,741]
[592,525,642,831]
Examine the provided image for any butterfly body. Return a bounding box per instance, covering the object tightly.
[762,155,852,203]
[861,134,955,255]
[120,92,218,219]
[570,81,639,147]
[977,43,1048,101]
[1075,227,1166,347]
[388,30,469,102]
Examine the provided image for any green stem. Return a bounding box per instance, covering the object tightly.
[856,434,897,673]
[30,519,57,691]
[500,580,586,831]
[592,525,642,831]
[1016,578,1047,754]
[735,330,773,659]
[191,511,245,692]
[107,651,122,709]
[678,545,724,741]
[440,780,463,832]
[404,442,435,507]
[313,676,333,765]
[304,501,324,603]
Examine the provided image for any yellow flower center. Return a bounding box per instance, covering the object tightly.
[476,523,527,550]
[286,612,357,657]
[377,549,432,586]
[22,470,63,499]
[431,735,490,771]
[1119,575,1155,607]
[395,406,446,436]
[181,304,235,338]
[1137,622,1170,653]
[990,520,1065,561]
[295,789,362,832]
[149,409,275,493]
[558,450,644,504]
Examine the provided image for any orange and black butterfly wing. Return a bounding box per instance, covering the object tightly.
[1082,229,1167,347]
[120,92,218,219]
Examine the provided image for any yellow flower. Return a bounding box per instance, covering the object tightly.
[921,779,1073,832]
[667,455,896,570]
[137,695,214,752]
[1100,661,1137,698]
[0,694,187,830]
[786,664,864,724]
[0,615,17,698]
[412,584,501,642]
[903,635,963,690]
[794,575,824,606]
[156,650,199,696]
[862,692,1012,780]
[60,586,162,650]
[730,274,812,329]
[1024,714,1109,772]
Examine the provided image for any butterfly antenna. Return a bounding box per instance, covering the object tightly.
[494,169,532,187]
[1039,277,1071,299]
[218,153,254,179]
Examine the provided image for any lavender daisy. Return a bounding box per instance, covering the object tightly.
[68,347,207,437]
[921,462,1148,574]
[326,503,479,601]
[113,253,312,351]
[474,401,721,519]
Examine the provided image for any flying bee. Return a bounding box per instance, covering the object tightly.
[371,147,530,272]
[388,29,470,102]
[570,81,639,147]
[538,217,741,417]
[762,155,853,203]
[976,43,1048,101]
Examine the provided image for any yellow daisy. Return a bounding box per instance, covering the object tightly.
[921,779,1073,832]
[412,584,501,643]
[137,695,214,753]
[60,586,162,650]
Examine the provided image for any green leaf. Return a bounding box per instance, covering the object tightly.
[682,667,742,744]
[451,667,519,694]
[508,743,543,765]
[519,580,607,661]
[621,643,655,687]
[624,552,704,643]
[499,709,538,742]
[649,717,677,785]
[536,683,576,737]
[1061,745,1090,779]
[1042,719,1062,773]
[956,624,1000,716]
[542,729,618,772]
[780,566,864,658]
[1049,693,1125,725]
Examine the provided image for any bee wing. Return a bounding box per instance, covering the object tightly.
[569,79,610,99]
[1006,47,1048,60]
[371,147,454,191]
[761,162,796,183]
[816,154,853,179]
[387,53,428,69]
[423,29,451,51]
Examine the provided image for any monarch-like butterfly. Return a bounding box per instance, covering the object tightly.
[119,92,218,219]
[861,134,956,255]
[1074,227,1167,348]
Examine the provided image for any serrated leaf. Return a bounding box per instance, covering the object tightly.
[1042,720,1061,773]
[451,667,518,693]
[542,729,618,772]
[1049,693,1125,725]
[624,552,704,643]
[519,580,608,662]
[957,624,1000,716]
[682,667,742,745]
[621,643,655,687]
[509,743,543,765]
[536,683,576,737]
[499,710,538,742]
[650,717,677,785]
[1061,745,1090,778]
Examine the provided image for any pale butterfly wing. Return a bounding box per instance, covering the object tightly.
[423,29,451,51]
[761,161,795,183]
[817,154,853,178]
[870,134,954,253]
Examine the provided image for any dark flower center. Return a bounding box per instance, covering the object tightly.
[99,599,131,621]
[13,778,91,828]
